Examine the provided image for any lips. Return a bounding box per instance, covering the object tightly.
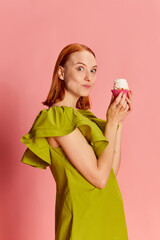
[82,85,91,88]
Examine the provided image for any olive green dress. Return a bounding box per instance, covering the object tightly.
[20,106,128,240]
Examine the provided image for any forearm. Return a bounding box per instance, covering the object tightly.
[112,123,123,176]
[97,121,118,188]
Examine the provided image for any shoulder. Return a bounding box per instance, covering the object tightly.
[24,106,86,138]
[35,106,75,128]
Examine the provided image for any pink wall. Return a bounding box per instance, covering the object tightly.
[0,0,159,239]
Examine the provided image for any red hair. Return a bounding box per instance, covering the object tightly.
[42,43,96,110]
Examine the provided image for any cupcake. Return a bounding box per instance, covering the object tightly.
[111,78,131,98]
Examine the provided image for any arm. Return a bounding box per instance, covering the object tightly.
[112,123,123,177]
[96,121,117,188]
[52,121,117,189]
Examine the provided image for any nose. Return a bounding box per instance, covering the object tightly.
[84,69,92,81]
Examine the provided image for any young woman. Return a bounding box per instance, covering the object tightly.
[21,43,132,239]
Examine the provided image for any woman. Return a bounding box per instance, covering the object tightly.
[21,43,132,239]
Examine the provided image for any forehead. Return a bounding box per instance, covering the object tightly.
[66,50,96,66]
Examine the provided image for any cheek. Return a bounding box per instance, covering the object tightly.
[64,77,80,90]
[70,75,82,87]
[66,70,81,81]
[72,71,82,81]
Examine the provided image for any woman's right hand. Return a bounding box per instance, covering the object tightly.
[106,91,130,125]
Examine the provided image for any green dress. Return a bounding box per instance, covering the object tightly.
[20,106,128,240]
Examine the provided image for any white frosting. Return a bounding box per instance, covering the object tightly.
[113,78,129,90]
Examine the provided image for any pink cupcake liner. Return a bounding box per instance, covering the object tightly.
[111,89,131,98]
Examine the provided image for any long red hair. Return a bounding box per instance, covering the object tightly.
[42,43,96,110]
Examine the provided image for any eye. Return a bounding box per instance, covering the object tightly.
[77,66,84,71]
[91,69,97,73]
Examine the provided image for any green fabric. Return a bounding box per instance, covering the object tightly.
[20,106,128,239]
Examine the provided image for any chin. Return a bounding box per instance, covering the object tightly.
[79,91,90,97]
[74,88,91,97]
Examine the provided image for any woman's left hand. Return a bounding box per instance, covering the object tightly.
[110,91,133,125]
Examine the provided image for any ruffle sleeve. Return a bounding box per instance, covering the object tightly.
[20,106,109,169]
[82,110,119,135]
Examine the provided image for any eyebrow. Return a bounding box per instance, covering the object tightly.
[74,62,98,68]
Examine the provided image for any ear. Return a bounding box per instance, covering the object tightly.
[58,66,64,80]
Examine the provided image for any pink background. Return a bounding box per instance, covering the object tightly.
[0,0,159,239]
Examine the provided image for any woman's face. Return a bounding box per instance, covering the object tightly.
[58,50,97,97]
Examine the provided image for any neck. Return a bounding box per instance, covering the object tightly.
[56,89,80,109]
